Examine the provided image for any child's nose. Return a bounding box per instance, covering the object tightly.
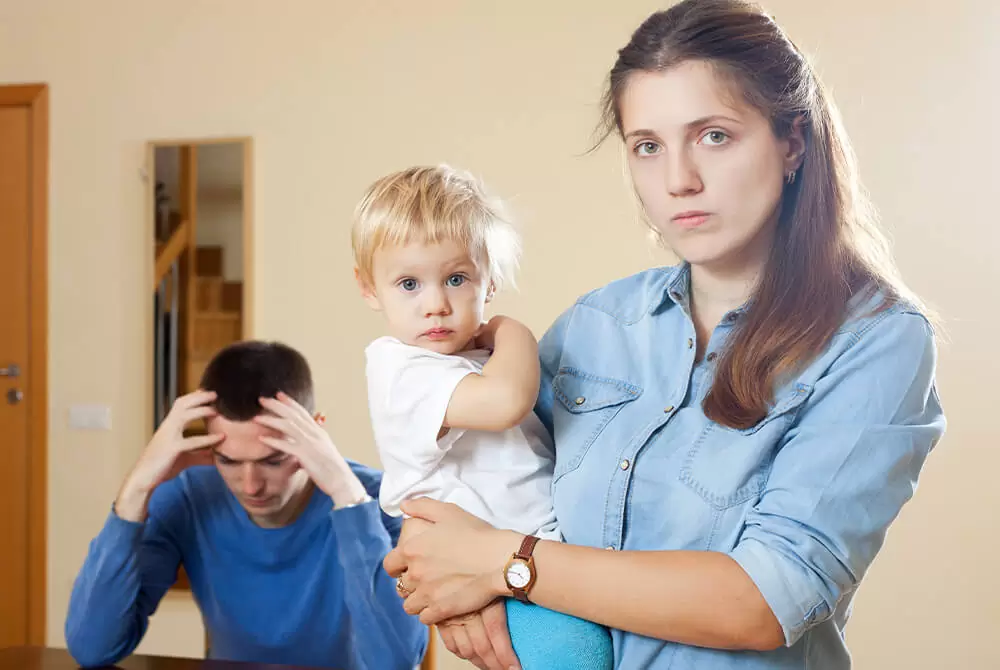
[423,286,451,316]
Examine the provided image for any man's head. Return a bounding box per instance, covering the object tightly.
[199,340,315,526]
[352,164,521,355]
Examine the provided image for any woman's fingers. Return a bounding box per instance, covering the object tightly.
[481,601,519,670]
[461,613,504,670]
[445,622,476,662]
[383,547,406,578]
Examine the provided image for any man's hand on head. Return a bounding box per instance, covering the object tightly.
[253,392,370,508]
[116,390,226,523]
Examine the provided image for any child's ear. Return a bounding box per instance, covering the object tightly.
[485,281,496,303]
[355,268,382,311]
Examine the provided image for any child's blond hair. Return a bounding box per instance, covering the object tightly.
[352,165,520,291]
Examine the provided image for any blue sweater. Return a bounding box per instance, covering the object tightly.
[65,462,427,670]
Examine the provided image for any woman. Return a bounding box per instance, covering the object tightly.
[385,1,946,668]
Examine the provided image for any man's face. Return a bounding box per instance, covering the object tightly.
[206,415,310,527]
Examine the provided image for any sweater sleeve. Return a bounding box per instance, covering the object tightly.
[65,485,187,668]
[332,467,428,670]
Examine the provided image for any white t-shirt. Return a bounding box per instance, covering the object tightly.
[364,336,560,540]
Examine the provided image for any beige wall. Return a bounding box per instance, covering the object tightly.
[0,0,994,668]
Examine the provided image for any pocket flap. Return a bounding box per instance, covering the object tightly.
[553,368,641,413]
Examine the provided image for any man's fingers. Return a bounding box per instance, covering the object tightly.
[175,389,216,410]
[253,413,295,437]
[183,405,218,423]
[182,433,225,451]
[258,396,297,421]
[276,391,317,424]
[259,435,297,456]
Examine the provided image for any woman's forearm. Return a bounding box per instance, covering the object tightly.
[524,541,785,651]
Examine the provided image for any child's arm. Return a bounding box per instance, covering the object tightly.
[444,315,540,432]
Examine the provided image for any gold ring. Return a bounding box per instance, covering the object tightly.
[396,577,411,596]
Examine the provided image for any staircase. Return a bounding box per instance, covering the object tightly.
[154,232,244,415]
[153,145,245,427]
[188,246,243,392]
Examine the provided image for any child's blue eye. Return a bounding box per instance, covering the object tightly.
[400,278,418,291]
[446,274,466,287]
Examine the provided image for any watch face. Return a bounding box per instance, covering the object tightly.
[506,560,531,589]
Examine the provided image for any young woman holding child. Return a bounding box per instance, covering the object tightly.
[380,1,946,669]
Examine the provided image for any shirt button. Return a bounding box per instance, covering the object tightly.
[574,396,585,405]
[706,352,718,362]
[663,405,674,413]
[620,459,630,470]
[686,338,694,349]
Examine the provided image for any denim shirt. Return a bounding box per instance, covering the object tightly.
[535,265,945,670]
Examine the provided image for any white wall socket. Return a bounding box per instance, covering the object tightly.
[69,404,112,431]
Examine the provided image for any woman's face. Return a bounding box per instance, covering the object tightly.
[620,60,802,275]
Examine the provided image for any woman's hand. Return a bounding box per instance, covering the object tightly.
[383,498,521,624]
[437,600,520,670]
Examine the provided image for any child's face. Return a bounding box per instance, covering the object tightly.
[360,239,491,355]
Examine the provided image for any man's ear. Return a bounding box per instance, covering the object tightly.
[355,268,382,311]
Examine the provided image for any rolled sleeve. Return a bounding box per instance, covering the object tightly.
[729,309,946,647]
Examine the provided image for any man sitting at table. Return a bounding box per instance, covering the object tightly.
[65,340,428,670]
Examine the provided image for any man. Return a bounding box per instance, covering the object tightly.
[65,341,428,670]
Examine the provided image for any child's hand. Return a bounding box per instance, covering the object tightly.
[473,317,500,351]
[474,315,526,351]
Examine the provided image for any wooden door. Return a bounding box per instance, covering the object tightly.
[0,84,47,648]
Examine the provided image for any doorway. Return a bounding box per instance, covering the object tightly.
[0,83,48,647]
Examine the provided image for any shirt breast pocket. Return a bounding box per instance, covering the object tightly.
[551,367,642,483]
[680,383,813,509]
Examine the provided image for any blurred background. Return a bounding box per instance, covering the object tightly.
[0,1,995,668]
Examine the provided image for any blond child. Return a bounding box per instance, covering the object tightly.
[352,165,613,670]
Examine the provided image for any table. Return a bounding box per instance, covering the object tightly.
[0,647,328,670]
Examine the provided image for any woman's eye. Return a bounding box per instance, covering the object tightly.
[701,130,729,146]
[634,141,660,156]
[446,274,466,287]
[399,278,418,291]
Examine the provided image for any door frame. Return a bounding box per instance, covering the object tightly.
[0,83,48,646]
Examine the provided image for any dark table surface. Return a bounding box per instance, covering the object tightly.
[0,648,328,670]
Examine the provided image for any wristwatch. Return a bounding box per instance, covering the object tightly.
[334,492,372,510]
[503,535,540,603]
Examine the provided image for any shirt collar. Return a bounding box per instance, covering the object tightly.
[655,262,750,325]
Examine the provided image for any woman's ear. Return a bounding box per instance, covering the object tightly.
[355,268,381,311]
[783,115,807,175]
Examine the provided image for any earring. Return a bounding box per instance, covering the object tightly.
[314,412,326,426]
[786,170,797,185]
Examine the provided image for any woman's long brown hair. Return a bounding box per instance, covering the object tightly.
[598,0,929,429]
